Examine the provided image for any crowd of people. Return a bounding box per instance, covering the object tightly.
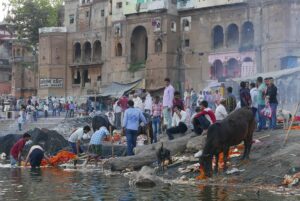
[8,75,279,167]
[115,76,278,156]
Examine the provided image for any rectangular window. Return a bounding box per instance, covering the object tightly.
[86,11,89,18]
[69,14,74,24]
[101,10,105,17]
[184,39,190,47]
[116,2,122,8]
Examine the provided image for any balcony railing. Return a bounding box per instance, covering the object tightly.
[194,0,246,9]
[177,0,194,10]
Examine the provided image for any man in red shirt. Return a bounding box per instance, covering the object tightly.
[10,133,31,166]
[118,95,128,112]
[192,100,216,135]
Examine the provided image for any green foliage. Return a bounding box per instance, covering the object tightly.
[5,0,63,45]
[128,62,145,73]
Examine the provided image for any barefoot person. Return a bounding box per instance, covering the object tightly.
[10,133,31,166]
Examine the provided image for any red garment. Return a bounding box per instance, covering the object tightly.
[194,109,217,124]
[118,96,128,112]
[65,103,69,110]
[10,138,26,159]
[173,98,184,110]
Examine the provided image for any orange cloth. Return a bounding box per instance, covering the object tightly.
[41,150,76,166]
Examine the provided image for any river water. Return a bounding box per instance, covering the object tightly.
[0,167,297,201]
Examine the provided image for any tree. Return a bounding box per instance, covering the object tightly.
[5,0,63,45]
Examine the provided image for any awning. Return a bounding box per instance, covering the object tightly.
[227,67,300,82]
[99,79,142,98]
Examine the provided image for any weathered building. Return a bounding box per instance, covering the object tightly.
[0,23,13,95]
[38,0,300,97]
[11,41,37,98]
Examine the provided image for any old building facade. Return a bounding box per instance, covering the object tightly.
[38,0,300,97]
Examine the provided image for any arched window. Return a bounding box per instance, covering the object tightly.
[116,43,122,56]
[212,25,224,49]
[93,40,102,62]
[243,57,253,62]
[155,39,162,53]
[211,60,223,80]
[241,21,254,49]
[131,26,148,63]
[83,41,92,63]
[226,24,239,48]
[74,43,81,62]
[227,58,240,78]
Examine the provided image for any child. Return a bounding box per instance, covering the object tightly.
[84,126,110,167]
[17,115,23,131]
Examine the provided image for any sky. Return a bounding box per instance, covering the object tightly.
[0,0,9,22]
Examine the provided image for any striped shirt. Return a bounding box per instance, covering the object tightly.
[152,102,163,117]
[89,127,109,145]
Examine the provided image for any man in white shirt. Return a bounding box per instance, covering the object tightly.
[68,125,91,166]
[133,93,144,111]
[166,105,188,140]
[215,98,228,121]
[113,100,122,129]
[162,78,175,129]
[144,92,153,114]
[250,82,258,118]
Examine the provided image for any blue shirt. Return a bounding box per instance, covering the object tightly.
[89,126,109,145]
[123,107,147,131]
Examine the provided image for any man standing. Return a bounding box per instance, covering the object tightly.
[152,96,163,143]
[10,133,31,166]
[132,93,144,111]
[163,78,175,129]
[167,105,188,140]
[215,98,228,121]
[256,77,267,131]
[119,95,128,125]
[250,82,258,118]
[65,101,70,118]
[144,92,153,115]
[122,100,147,156]
[266,77,278,130]
[225,87,237,113]
[113,100,122,129]
[69,101,75,118]
[239,81,251,107]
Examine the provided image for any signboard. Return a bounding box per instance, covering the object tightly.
[39,78,63,88]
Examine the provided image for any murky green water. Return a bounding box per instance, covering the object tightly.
[0,167,298,201]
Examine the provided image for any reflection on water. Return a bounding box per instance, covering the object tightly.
[0,167,298,201]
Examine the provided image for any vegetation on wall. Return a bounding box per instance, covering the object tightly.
[128,61,145,73]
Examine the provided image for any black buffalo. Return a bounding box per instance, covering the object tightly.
[200,107,256,177]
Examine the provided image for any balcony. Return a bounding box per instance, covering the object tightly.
[124,0,167,15]
[10,56,35,63]
[148,0,167,11]
[194,0,246,9]
[177,0,194,11]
